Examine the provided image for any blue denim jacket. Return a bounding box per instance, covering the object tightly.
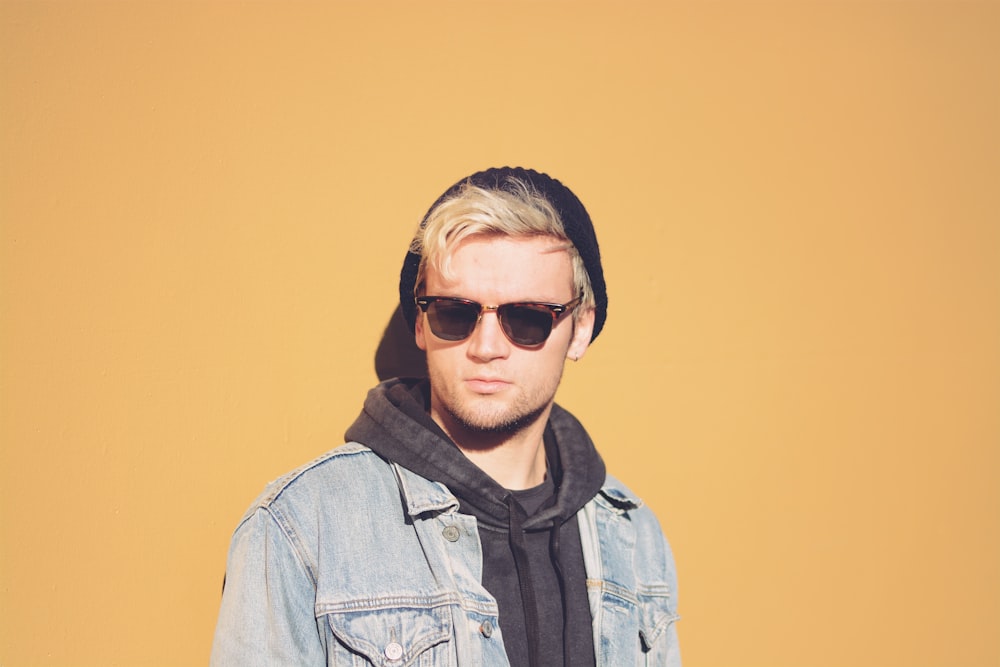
[211,443,681,666]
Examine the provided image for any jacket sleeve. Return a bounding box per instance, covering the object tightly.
[210,508,326,667]
[658,524,682,667]
[663,532,682,667]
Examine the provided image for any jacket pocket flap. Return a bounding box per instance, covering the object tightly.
[325,605,451,666]
[637,588,678,651]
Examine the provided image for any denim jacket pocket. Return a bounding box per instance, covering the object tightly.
[324,604,452,667]
[637,585,679,654]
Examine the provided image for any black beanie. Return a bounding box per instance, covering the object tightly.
[398,167,608,342]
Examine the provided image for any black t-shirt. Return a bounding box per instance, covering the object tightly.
[476,455,596,667]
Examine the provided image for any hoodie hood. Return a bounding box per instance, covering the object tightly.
[344,378,606,531]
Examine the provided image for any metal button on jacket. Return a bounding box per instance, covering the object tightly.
[384,641,403,661]
[480,620,494,638]
[442,525,461,542]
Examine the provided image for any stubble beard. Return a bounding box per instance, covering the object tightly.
[430,368,564,446]
[446,397,549,437]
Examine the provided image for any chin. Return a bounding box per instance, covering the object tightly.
[450,401,548,436]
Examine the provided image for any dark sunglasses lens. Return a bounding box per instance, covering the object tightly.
[427,301,479,341]
[500,305,555,346]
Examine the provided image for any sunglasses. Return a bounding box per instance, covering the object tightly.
[415,295,583,347]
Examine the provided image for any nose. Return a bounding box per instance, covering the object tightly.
[466,309,510,361]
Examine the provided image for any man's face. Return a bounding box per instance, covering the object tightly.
[415,235,595,440]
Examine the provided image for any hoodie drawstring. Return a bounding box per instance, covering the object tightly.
[507,495,542,667]
[549,521,572,667]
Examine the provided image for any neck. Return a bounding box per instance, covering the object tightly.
[432,406,552,490]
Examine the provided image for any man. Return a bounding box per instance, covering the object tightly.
[211,167,680,666]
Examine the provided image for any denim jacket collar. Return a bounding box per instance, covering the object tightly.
[392,461,461,517]
[392,456,643,520]
[595,481,644,513]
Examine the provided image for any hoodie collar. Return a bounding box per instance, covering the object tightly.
[345,378,607,531]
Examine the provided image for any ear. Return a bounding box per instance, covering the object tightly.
[566,307,595,361]
[414,309,428,351]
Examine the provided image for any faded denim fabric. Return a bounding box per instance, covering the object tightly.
[211,443,680,666]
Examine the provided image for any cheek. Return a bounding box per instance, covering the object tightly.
[422,342,464,377]
[530,346,571,379]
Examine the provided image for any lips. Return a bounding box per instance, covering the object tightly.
[465,377,511,394]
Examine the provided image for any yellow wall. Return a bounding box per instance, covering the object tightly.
[2,2,997,666]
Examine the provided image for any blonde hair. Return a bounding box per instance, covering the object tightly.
[409,177,595,315]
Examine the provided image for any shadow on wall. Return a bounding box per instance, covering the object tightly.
[375,305,427,381]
